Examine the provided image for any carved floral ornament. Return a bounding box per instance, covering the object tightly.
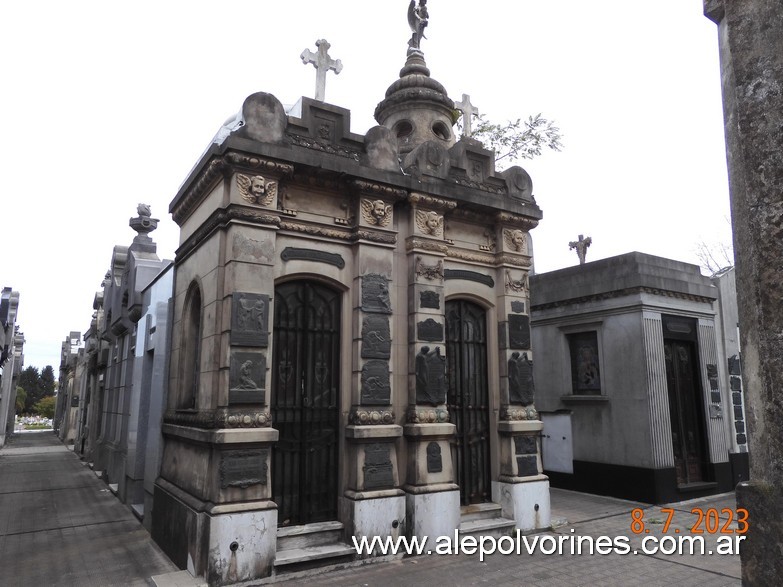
[416,256,444,281]
[349,407,395,425]
[237,173,277,207]
[407,406,450,424]
[360,198,393,227]
[500,405,538,421]
[505,270,529,294]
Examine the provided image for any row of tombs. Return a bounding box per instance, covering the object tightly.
[54,64,747,587]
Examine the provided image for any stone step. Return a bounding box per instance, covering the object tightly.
[276,521,345,551]
[458,517,517,540]
[460,502,503,523]
[273,543,356,573]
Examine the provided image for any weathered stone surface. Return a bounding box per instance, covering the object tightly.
[238,92,287,143]
[363,126,399,171]
[704,1,783,582]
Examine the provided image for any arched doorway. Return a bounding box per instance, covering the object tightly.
[272,280,341,526]
[446,299,491,505]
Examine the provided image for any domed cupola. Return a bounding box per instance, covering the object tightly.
[374,1,458,155]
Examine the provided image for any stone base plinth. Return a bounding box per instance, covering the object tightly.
[205,508,277,585]
[341,493,406,557]
[405,489,460,541]
[151,479,277,585]
[492,478,550,532]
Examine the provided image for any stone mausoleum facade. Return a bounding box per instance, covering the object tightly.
[152,25,549,587]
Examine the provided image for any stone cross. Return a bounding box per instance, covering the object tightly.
[569,234,592,264]
[300,39,343,102]
[455,94,479,138]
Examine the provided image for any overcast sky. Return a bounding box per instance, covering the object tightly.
[2,0,731,371]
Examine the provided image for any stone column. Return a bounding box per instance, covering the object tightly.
[492,215,550,531]
[342,181,406,554]
[703,1,783,583]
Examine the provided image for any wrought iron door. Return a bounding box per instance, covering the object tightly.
[664,340,708,485]
[272,281,341,526]
[446,300,491,505]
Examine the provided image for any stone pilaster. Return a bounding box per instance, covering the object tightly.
[342,181,406,551]
[704,1,783,583]
[403,192,460,539]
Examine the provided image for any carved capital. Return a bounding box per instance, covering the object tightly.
[349,407,396,425]
[409,192,458,211]
[496,212,539,231]
[352,180,407,201]
[406,237,449,254]
[406,406,450,424]
[499,405,538,421]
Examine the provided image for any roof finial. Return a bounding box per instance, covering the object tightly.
[569,234,592,265]
[455,94,479,138]
[407,0,429,54]
[300,39,343,102]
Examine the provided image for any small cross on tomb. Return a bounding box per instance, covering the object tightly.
[455,93,479,138]
[300,39,343,102]
[569,234,593,265]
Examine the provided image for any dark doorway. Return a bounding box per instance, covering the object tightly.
[272,280,341,526]
[664,339,709,485]
[446,299,491,505]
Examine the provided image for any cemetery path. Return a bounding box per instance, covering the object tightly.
[0,432,743,586]
[275,488,742,587]
[0,431,178,587]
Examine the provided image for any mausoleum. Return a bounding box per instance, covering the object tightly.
[152,4,549,583]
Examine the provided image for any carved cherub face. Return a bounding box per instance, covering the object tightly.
[511,230,525,248]
[371,200,387,219]
[250,176,266,196]
[425,211,440,230]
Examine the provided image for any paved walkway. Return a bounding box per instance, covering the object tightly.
[278,490,742,587]
[1,432,742,586]
[0,431,178,586]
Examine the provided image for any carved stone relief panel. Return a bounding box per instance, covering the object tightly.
[219,449,269,489]
[361,274,392,314]
[415,346,446,405]
[426,442,443,473]
[420,290,440,309]
[503,229,528,254]
[417,318,444,342]
[229,351,266,405]
[231,293,269,346]
[361,315,391,359]
[508,314,531,349]
[363,443,394,490]
[361,359,391,405]
[508,351,534,406]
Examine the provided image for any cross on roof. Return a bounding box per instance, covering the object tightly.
[300,39,343,102]
[455,93,479,138]
[569,234,593,265]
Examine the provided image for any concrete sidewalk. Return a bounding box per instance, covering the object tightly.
[1,432,742,586]
[274,490,742,586]
[0,431,178,587]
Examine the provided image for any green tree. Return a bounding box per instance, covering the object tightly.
[18,366,42,413]
[33,395,57,419]
[458,113,563,170]
[15,386,26,414]
[40,365,56,395]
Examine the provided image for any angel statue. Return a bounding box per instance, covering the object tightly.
[407,0,429,51]
[236,173,276,206]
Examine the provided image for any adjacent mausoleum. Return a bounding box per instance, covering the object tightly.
[532,252,748,503]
